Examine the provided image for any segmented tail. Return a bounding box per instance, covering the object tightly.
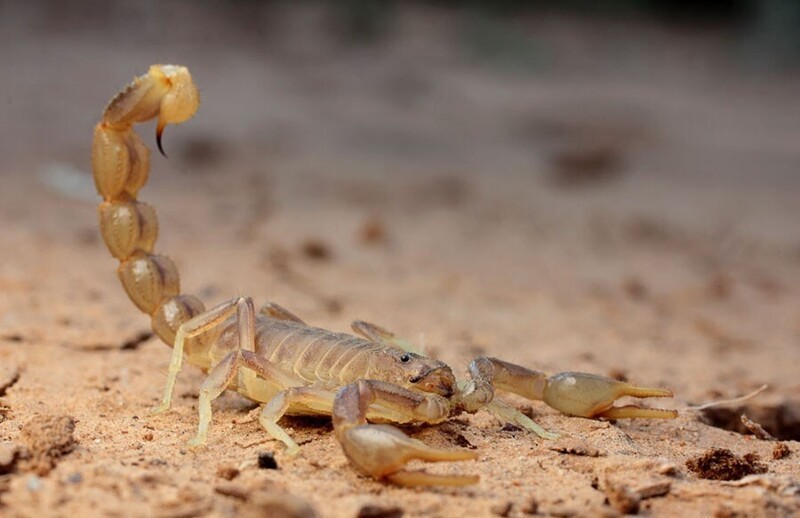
[92,65,205,345]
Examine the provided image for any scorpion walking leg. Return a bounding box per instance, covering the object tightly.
[259,387,336,455]
[190,349,302,447]
[484,399,559,440]
[260,302,306,324]
[152,297,253,415]
[452,356,559,439]
[189,299,304,446]
[333,380,478,487]
[351,321,421,354]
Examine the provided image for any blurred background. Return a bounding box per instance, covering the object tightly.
[1,1,799,431]
[3,0,800,178]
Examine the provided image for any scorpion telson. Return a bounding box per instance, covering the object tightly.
[92,64,678,487]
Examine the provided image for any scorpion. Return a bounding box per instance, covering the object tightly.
[91,64,677,487]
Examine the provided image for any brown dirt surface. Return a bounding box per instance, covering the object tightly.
[1,2,800,517]
[18,415,77,476]
[686,449,768,482]
[773,443,792,461]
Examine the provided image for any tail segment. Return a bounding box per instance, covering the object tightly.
[93,65,205,346]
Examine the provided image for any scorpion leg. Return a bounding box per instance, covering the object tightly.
[188,299,303,447]
[259,386,336,455]
[351,321,420,354]
[260,302,306,324]
[189,349,302,447]
[484,399,559,440]
[453,356,559,438]
[334,380,478,487]
[466,357,676,423]
[152,296,251,415]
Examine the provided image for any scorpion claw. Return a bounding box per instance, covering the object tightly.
[340,424,478,487]
[543,372,677,420]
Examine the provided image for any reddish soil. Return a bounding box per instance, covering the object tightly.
[1,3,798,517]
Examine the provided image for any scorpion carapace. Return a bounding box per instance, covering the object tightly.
[92,65,678,487]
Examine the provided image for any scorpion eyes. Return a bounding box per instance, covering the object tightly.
[399,354,411,363]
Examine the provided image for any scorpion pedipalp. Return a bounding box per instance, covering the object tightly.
[542,372,677,420]
[333,379,478,486]
[343,424,479,487]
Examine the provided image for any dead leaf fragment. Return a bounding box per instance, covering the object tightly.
[740,414,774,441]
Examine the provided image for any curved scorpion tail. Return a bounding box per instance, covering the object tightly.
[92,65,205,346]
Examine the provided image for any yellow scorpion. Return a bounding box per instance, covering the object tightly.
[92,65,677,486]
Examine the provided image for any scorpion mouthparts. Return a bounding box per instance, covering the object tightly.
[415,367,456,398]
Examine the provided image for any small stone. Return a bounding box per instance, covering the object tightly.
[686,448,767,481]
[490,501,512,517]
[521,498,539,515]
[634,480,671,499]
[257,451,278,470]
[657,462,678,476]
[773,442,791,460]
[142,432,154,441]
[216,464,240,480]
[243,490,318,518]
[360,219,387,245]
[604,482,640,514]
[26,475,42,492]
[66,472,83,484]
[357,505,404,518]
[0,443,19,474]
[19,415,76,475]
[622,277,647,302]
[713,505,739,518]
[214,482,250,500]
[546,505,578,517]
[300,240,331,261]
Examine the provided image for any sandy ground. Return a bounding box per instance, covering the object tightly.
[1,3,799,517]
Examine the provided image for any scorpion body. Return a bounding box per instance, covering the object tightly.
[92,65,677,486]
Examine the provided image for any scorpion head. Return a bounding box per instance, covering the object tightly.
[380,349,456,398]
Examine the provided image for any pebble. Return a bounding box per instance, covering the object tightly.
[257,451,278,470]
[26,475,42,492]
[0,442,19,473]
